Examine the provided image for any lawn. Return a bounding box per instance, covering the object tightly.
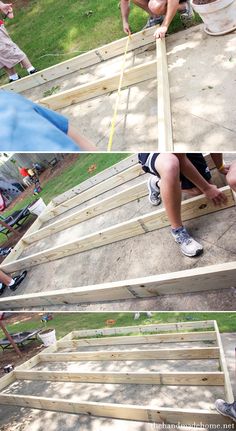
[0,0,201,84]
[1,312,235,340]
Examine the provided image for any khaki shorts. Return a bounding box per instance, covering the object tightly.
[0,25,26,69]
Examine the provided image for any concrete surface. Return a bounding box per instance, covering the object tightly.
[0,332,235,431]
[21,25,236,151]
[2,154,236,311]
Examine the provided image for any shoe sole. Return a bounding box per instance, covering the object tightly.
[147,179,161,206]
[215,407,236,423]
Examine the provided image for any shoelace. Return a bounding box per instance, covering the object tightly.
[176,229,192,245]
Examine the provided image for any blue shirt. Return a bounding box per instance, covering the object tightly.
[0,91,81,151]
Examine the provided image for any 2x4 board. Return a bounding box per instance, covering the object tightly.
[0,321,234,427]
[0,155,235,310]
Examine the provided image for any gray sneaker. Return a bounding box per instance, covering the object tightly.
[148,177,161,206]
[215,400,236,422]
[143,16,164,29]
[179,0,194,24]
[171,227,203,257]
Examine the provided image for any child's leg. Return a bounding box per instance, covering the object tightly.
[21,56,37,74]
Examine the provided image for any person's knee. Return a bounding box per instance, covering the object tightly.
[226,172,236,191]
[156,154,180,180]
[149,0,166,14]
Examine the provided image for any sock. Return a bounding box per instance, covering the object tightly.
[9,73,19,81]
[27,66,35,74]
[7,279,15,287]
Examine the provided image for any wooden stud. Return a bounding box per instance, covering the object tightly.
[1,26,157,94]
[214,320,234,403]
[156,38,173,151]
[1,186,234,274]
[38,60,157,110]
[23,180,148,245]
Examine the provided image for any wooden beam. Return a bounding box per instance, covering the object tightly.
[41,332,217,353]
[214,320,234,403]
[23,180,148,245]
[39,163,143,223]
[156,38,173,151]
[0,394,232,426]
[1,186,234,274]
[14,370,224,386]
[52,155,138,206]
[39,60,157,110]
[1,26,157,94]
[0,260,236,309]
[0,371,15,391]
[39,347,220,362]
[70,320,215,338]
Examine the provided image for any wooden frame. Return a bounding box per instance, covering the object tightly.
[0,321,234,426]
[1,26,173,150]
[0,155,235,310]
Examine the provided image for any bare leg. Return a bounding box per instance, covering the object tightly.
[132,0,154,14]
[0,270,13,286]
[226,161,236,192]
[21,56,33,69]
[149,0,187,15]
[155,154,182,229]
[3,66,17,77]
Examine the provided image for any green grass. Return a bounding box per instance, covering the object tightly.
[1,312,235,341]
[0,0,202,84]
[0,153,128,244]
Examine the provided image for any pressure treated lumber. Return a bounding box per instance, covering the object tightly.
[14,370,224,386]
[0,394,232,426]
[1,26,157,94]
[38,347,220,362]
[214,320,234,403]
[23,180,148,245]
[39,60,157,110]
[70,320,215,338]
[1,186,234,274]
[39,163,143,223]
[0,260,235,309]
[41,332,217,354]
[156,38,173,151]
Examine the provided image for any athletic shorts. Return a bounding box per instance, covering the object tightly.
[138,153,211,189]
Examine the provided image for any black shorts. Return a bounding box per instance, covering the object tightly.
[138,153,211,189]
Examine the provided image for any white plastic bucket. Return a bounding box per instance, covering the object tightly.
[192,0,236,35]
[28,198,46,216]
[38,329,56,347]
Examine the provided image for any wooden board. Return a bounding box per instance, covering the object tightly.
[14,370,224,386]
[23,180,148,245]
[214,320,234,403]
[39,60,157,110]
[0,260,235,309]
[156,38,173,151]
[1,186,234,274]
[1,26,157,94]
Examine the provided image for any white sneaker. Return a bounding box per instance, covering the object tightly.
[134,312,140,320]
[215,399,236,422]
[148,177,161,206]
[171,227,203,257]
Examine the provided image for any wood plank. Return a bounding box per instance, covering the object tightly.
[52,155,138,206]
[71,320,215,338]
[23,180,148,245]
[39,347,220,361]
[0,394,232,426]
[1,186,234,274]
[0,260,236,309]
[40,163,143,223]
[1,26,157,94]
[39,60,157,110]
[214,320,234,403]
[14,370,224,386]
[41,332,217,352]
[156,38,173,151]
[0,372,15,392]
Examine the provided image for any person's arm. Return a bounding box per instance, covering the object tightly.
[210,153,230,175]
[154,0,179,39]
[120,0,131,34]
[0,2,13,17]
[175,154,227,205]
[68,124,97,152]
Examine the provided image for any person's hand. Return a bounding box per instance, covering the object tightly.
[0,2,14,18]
[204,184,227,206]
[123,21,131,35]
[218,163,230,176]
[154,25,168,39]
